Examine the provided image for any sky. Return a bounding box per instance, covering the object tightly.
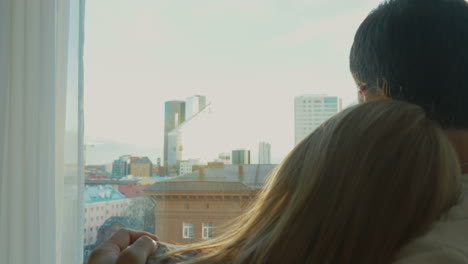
[84,0,383,166]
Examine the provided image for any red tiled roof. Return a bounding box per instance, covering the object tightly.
[88,175,110,180]
[118,184,150,198]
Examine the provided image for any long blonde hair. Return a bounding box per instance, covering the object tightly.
[165,100,461,264]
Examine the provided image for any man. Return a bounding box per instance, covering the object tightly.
[350,0,468,262]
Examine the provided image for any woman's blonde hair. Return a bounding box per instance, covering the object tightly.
[165,100,461,264]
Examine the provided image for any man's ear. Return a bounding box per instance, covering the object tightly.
[358,88,386,102]
[358,88,367,103]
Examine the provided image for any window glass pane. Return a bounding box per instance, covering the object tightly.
[84,0,361,260]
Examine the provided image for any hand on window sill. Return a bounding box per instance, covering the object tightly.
[87,229,158,264]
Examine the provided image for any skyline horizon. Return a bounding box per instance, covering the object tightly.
[85,92,348,166]
[84,0,377,165]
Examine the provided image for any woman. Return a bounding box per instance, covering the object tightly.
[123,100,462,264]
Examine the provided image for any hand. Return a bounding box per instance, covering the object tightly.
[88,228,159,264]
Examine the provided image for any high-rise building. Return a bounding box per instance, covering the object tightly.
[166,97,211,173]
[112,155,131,178]
[294,95,341,145]
[232,149,251,165]
[258,142,271,164]
[164,101,186,164]
[185,95,207,120]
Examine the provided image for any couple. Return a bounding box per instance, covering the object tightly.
[89,0,468,263]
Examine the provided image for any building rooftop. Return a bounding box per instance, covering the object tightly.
[168,102,211,135]
[84,185,126,203]
[145,164,277,192]
[145,181,250,192]
[132,156,152,164]
[118,184,151,198]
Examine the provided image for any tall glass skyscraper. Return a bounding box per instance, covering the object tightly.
[185,95,207,120]
[164,101,185,164]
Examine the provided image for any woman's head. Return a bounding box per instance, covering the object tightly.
[169,100,461,264]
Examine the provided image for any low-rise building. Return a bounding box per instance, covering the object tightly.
[144,164,277,244]
[112,155,132,178]
[179,159,204,176]
[130,157,153,177]
[84,185,128,246]
[215,152,231,165]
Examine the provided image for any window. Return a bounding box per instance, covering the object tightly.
[324,97,338,103]
[202,223,213,239]
[84,0,356,257]
[183,222,194,239]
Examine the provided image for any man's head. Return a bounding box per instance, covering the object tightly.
[350,0,468,128]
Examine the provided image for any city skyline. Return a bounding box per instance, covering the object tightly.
[84,0,378,165]
[86,94,344,166]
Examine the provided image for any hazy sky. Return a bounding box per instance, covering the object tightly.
[84,0,382,165]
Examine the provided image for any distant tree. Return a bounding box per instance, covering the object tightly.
[123,196,156,233]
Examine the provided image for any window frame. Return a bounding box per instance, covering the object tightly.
[202,223,213,239]
[183,222,194,239]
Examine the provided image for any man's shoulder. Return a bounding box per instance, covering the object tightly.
[393,175,468,263]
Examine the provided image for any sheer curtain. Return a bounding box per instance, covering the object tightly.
[0,0,85,264]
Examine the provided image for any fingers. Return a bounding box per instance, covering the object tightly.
[108,229,159,252]
[87,229,159,264]
[115,235,158,264]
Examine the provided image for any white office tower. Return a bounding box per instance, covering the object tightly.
[185,95,207,120]
[294,95,341,145]
[258,142,271,164]
[179,159,204,176]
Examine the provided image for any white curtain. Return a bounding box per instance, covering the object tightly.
[0,0,85,264]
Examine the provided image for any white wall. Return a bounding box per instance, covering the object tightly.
[83,199,128,246]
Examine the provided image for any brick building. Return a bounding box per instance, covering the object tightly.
[144,164,277,244]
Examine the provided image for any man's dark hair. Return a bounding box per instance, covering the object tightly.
[350,0,468,128]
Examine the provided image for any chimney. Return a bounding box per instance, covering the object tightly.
[199,167,205,181]
[238,165,244,183]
